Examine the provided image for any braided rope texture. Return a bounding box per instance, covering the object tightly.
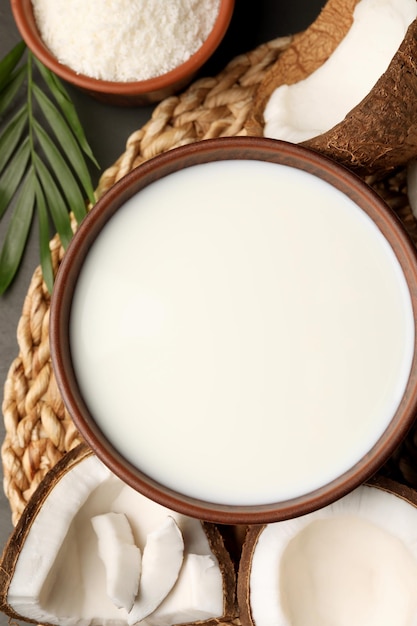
[2,36,417,526]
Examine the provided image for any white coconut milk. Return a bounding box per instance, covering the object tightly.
[70,160,414,505]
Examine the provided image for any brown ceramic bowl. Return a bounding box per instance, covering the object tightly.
[11,0,235,105]
[50,137,417,524]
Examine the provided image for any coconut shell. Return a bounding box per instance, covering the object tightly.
[303,18,417,175]
[197,523,238,626]
[0,442,93,624]
[236,525,265,626]
[245,0,360,137]
[0,442,238,626]
[365,473,417,507]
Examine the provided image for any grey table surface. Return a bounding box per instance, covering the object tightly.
[0,0,325,623]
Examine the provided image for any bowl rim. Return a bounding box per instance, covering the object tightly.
[50,136,417,524]
[10,0,235,94]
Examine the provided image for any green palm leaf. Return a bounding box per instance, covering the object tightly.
[0,169,36,295]
[0,106,28,175]
[0,66,26,117]
[34,119,87,223]
[35,178,54,293]
[0,40,25,91]
[33,154,74,249]
[0,137,31,219]
[34,58,99,167]
[33,84,96,204]
[0,42,99,294]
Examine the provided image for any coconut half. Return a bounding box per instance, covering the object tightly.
[0,443,237,626]
[237,478,417,626]
[246,0,417,175]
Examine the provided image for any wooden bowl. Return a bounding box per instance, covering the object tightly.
[10,0,235,106]
[50,137,417,523]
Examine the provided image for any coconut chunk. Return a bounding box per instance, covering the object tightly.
[128,517,184,625]
[148,554,225,626]
[91,512,142,611]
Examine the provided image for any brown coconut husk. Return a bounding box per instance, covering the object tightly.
[366,473,417,505]
[303,19,417,175]
[200,522,239,625]
[236,524,265,626]
[246,0,417,176]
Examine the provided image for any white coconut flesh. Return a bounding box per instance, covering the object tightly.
[127,516,184,625]
[91,512,142,611]
[263,0,417,143]
[246,484,417,626]
[6,454,225,626]
[150,554,230,626]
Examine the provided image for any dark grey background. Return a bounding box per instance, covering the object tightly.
[0,1,325,623]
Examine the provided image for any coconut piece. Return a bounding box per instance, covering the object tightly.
[91,512,142,611]
[147,554,224,626]
[147,523,238,626]
[128,517,184,625]
[237,478,417,626]
[0,443,237,626]
[247,0,417,176]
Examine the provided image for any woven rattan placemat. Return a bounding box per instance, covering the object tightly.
[2,35,417,527]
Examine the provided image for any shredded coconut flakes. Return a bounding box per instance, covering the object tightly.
[31,0,221,82]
